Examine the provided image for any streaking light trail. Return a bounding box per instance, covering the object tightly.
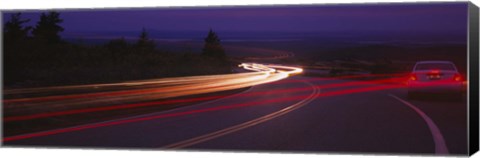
[4,63,302,117]
[3,83,403,142]
[5,77,406,122]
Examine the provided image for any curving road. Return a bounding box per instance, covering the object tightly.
[3,64,467,156]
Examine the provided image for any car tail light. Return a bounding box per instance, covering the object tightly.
[453,73,462,81]
[409,73,418,81]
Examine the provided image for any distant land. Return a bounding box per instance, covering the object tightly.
[63,30,467,61]
[63,30,466,44]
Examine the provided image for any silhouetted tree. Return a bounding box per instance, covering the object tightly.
[202,29,225,59]
[4,13,31,44]
[135,28,156,51]
[4,13,33,85]
[32,11,64,43]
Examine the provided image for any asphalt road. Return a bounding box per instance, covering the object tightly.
[4,76,467,156]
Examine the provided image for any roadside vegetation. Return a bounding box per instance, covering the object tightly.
[3,12,231,88]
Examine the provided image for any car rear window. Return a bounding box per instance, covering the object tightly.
[415,63,456,71]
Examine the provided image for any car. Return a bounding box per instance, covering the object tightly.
[407,61,464,99]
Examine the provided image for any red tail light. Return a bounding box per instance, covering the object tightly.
[453,73,462,81]
[409,73,418,81]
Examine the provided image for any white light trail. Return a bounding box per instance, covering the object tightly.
[4,63,304,114]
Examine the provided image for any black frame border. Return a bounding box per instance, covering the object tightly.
[468,1,479,156]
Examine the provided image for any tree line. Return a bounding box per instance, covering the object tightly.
[3,12,230,88]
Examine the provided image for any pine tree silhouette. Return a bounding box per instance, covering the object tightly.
[32,11,64,43]
[4,13,31,43]
[135,27,156,51]
[202,29,225,59]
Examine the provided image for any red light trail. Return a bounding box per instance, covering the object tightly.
[4,77,406,122]
[3,84,403,142]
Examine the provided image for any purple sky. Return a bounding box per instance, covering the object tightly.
[3,2,468,37]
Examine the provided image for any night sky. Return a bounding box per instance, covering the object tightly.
[2,2,469,40]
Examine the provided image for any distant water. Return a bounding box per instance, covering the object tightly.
[63,31,467,53]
